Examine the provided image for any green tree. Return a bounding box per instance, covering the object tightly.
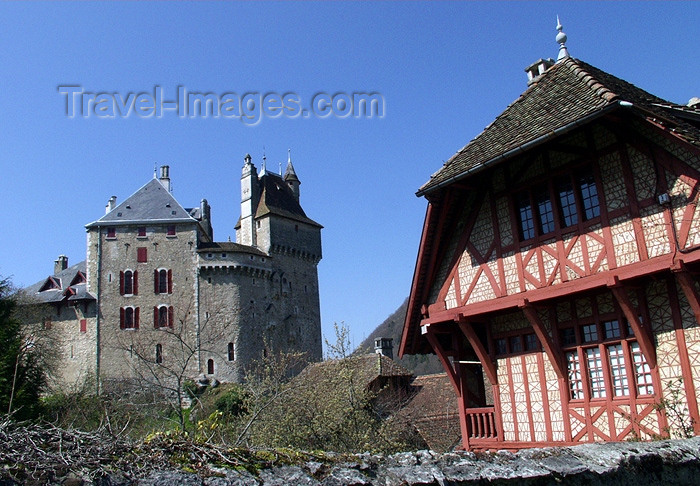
[0,277,46,419]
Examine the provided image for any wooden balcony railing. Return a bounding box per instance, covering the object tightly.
[465,406,498,440]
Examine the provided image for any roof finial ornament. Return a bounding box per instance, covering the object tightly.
[260,147,267,175]
[288,148,291,164]
[556,16,570,61]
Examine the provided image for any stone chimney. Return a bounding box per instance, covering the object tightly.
[105,196,117,214]
[374,337,394,360]
[159,165,171,192]
[525,58,555,85]
[54,255,68,275]
[200,198,213,240]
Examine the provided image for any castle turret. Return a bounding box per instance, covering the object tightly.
[239,154,260,247]
[283,149,300,202]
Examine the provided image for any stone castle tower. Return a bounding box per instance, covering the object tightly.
[27,154,322,390]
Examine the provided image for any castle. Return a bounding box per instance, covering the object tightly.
[26,154,323,390]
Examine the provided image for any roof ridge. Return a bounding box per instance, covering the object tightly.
[564,58,618,103]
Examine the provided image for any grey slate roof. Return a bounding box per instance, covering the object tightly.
[86,178,197,227]
[419,57,700,195]
[197,241,267,256]
[23,261,95,304]
[255,173,322,228]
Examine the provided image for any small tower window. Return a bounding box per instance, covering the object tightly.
[167,225,176,236]
[138,226,147,237]
[156,344,163,364]
[228,342,234,361]
[207,359,214,375]
[107,227,116,239]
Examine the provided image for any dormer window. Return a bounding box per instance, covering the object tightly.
[70,271,86,286]
[39,277,61,292]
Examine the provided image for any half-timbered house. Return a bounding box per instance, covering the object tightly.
[400,26,700,450]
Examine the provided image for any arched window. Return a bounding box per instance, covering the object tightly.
[120,307,139,329]
[154,305,174,328]
[155,344,163,364]
[120,270,138,295]
[227,342,234,361]
[207,359,214,375]
[154,269,172,294]
[124,270,133,295]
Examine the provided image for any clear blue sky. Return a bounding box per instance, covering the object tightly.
[1,1,698,350]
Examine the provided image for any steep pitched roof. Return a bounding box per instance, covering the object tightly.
[402,57,700,357]
[23,260,94,304]
[255,173,322,228]
[419,57,700,196]
[86,178,197,227]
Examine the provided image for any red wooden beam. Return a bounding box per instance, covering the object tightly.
[423,325,460,395]
[456,317,498,385]
[609,283,657,369]
[520,301,565,379]
[673,265,700,323]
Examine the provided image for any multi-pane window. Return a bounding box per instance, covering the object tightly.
[566,351,584,400]
[495,338,507,355]
[608,344,629,397]
[107,227,116,239]
[120,270,138,295]
[138,226,147,237]
[167,225,176,236]
[604,320,621,339]
[509,335,523,353]
[516,192,535,240]
[560,308,654,401]
[535,187,555,234]
[586,347,606,398]
[524,333,540,351]
[578,171,600,220]
[515,167,601,241]
[631,342,654,395]
[557,178,578,227]
[582,324,598,343]
[494,332,540,356]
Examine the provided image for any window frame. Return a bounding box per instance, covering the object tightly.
[513,166,601,244]
[559,299,653,403]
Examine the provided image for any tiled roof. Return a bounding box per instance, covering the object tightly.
[298,354,413,391]
[393,373,461,452]
[255,173,322,228]
[419,57,700,195]
[23,260,95,304]
[86,178,197,227]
